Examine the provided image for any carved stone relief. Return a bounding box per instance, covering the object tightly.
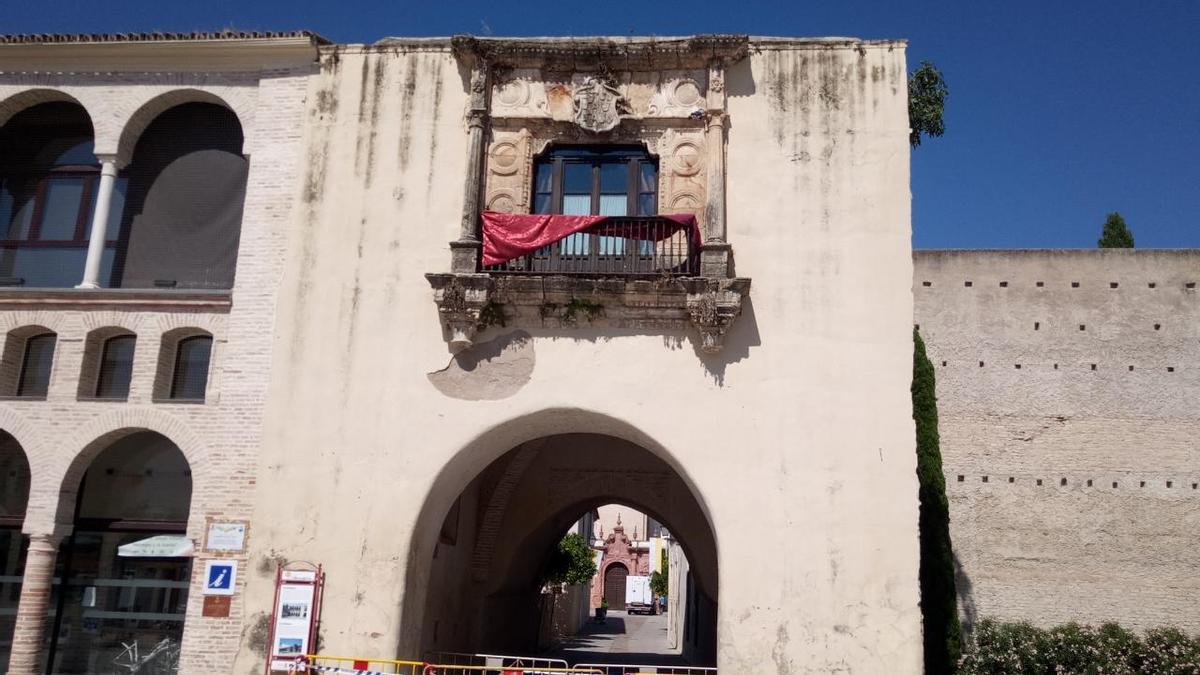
[656,129,707,222]
[484,129,533,214]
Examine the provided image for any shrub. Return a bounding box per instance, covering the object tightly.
[958,620,1200,674]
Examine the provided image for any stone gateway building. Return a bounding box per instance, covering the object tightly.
[0,30,1194,675]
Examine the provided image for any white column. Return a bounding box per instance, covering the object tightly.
[77,155,119,289]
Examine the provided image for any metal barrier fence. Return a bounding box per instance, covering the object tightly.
[298,653,714,675]
[572,665,717,675]
[423,652,575,672]
[297,654,426,674]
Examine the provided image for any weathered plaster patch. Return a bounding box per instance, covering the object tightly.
[427,330,534,400]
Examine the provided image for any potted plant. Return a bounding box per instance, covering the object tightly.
[595,598,608,622]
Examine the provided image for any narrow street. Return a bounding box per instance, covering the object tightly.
[543,610,688,666]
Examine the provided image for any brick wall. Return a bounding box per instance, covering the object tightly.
[0,63,312,674]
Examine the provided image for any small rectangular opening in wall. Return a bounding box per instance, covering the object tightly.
[964,281,973,287]
[922,281,932,287]
[1167,367,1175,372]
[941,361,947,367]
[1187,282,1196,289]
[1112,482,1118,488]
[1140,481,1146,488]
[957,475,965,482]
[1014,364,1021,369]
[1154,323,1162,330]
[1053,363,1059,370]
[1036,479,1043,486]
[1036,281,1044,287]
[1167,481,1173,488]
[1034,322,1040,330]
[982,476,989,483]
[1110,282,1119,289]
[1071,281,1080,288]
[1008,476,1015,483]
[999,281,1008,287]
[1193,483,1198,490]
[1087,479,1093,487]
[979,361,985,367]
[1060,478,1067,486]
[1148,282,1157,288]
[1129,365,1135,371]
[1079,324,1086,331]
[1091,364,1097,371]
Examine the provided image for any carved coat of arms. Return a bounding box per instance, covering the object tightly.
[573,77,626,133]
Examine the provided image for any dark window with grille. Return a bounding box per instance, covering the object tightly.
[94,335,135,399]
[529,146,659,262]
[169,336,211,401]
[17,333,55,397]
[0,102,124,287]
[533,146,657,217]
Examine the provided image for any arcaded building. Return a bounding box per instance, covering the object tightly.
[0,30,1195,675]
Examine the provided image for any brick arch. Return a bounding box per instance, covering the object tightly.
[79,311,153,334]
[115,88,253,165]
[0,405,45,486]
[23,408,211,536]
[0,88,91,129]
[153,313,227,340]
[0,311,71,336]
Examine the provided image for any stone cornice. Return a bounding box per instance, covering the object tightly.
[450,34,750,70]
[0,36,321,73]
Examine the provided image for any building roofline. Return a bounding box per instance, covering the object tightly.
[0,31,326,73]
[0,30,330,45]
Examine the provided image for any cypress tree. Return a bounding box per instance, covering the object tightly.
[1098,212,1135,248]
[913,329,962,674]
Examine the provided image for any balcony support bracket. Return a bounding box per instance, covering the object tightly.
[425,273,750,354]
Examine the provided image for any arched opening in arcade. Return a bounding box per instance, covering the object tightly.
[0,431,31,672]
[41,431,192,675]
[409,432,718,669]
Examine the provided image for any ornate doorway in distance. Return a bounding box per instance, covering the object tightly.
[602,563,628,610]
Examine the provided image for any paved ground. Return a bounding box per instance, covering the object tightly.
[543,610,688,666]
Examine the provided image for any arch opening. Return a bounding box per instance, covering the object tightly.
[42,431,192,675]
[0,101,110,288]
[411,432,718,667]
[111,101,247,290]
[0,431,31,673]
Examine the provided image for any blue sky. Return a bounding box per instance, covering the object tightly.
[7,0,1198,248]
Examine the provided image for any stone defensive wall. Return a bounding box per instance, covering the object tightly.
[913,249,1200,632]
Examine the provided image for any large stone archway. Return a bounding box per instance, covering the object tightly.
[404,432,719,664]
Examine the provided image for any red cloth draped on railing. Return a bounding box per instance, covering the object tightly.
[480,211,701,266]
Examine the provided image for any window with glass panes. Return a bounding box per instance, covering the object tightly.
[95,335,135,399]
[16,333,56,398]
[169,335,211,401]
[0,103,126,287]
[532,147,657,256]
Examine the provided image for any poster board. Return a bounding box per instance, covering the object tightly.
[265,564,323,674]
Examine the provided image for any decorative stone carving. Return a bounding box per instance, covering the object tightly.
[573,76,627,133]
[484,129,533,215]
[684,277,751,354]
[426,273,495,353]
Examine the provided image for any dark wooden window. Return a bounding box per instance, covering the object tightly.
[17,333,56,397]
[169,336,211,401]
[532,146,657,218]
[95,335,135,400]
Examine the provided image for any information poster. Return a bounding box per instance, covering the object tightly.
[267,567,321,673]
[206,522,247,552]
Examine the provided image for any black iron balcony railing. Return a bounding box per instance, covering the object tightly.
[483,216,698,277]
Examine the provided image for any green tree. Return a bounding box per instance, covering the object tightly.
[1098,212,1135,248]
[909,62,948,148]
[913,329,962,674]
[542,533,597,586]
[650,549,669,597]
